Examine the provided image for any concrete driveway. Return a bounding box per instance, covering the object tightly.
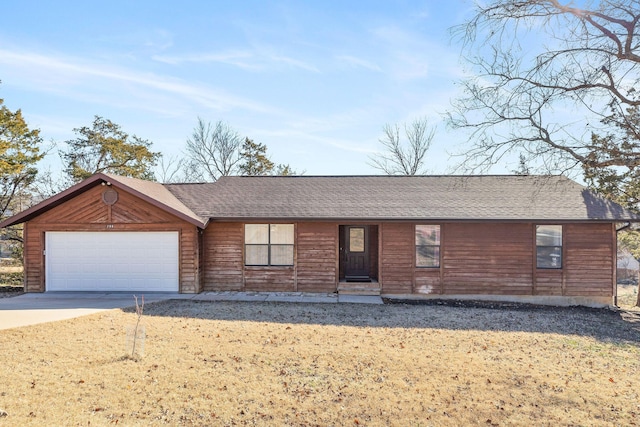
[0,292,192,330]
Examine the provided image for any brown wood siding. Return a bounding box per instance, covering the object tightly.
[202,222,244,291]
[380,223,413,294]
[564,223,613,296]
[197,230,204,292]
[244,267,295,291]
[24,186,200,293]
[442,223,533,295]
[414,269,441,294]
[179,227,200,293]
[368,226,379,280]
[533,270,563,296]
[201,222,296,292]
[198,221,616,298]
[23,222,44,292]
[111,190,178,223]
[296,223,337,292]
[338,227,345,279]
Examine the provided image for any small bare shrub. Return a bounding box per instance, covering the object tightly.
[125,295,145,358]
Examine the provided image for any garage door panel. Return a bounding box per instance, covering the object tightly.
[46,232,179,292]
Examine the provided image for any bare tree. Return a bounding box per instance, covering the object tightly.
[155,154,189,184]
[185,118,242,181]
[369,117,435,175]
[448,0,640,175]
[31,166,71,202]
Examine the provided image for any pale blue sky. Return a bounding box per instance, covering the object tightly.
[0,1,484,178]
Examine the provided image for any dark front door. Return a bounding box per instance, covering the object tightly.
[344,226,370,280]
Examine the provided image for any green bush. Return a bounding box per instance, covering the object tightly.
[0,271,23,288]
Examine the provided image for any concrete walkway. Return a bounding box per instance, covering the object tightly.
[0,291,383,330]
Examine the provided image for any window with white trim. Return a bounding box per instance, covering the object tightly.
[245,224,294,266]
[536,225,562,269]
[416,225,440,267]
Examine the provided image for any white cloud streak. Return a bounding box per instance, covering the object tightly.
[0,48,278,115]
[153,48,319,73]
[335,55,382,72]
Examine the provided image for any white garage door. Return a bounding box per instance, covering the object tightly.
[46,232,179,292]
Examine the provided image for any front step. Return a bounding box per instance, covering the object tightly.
[338,283,381,296]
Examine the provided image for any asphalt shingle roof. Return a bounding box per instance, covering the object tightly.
[101,173,206,226]
[164,175,640,222]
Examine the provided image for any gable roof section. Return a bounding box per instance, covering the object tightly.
[0,173,206,228]
[165,175,640,222]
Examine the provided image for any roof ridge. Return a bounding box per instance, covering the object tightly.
[163,181,216,186]
[206,174,567,179]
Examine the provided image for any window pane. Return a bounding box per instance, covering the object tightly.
[270,224,294,244]
[416,225,440,245]
[349,228,365,252]
[246,224,269,244]
[417,246,440,267]
[537,246,562,269]
[246,245,269,265]
[536,225,562,246]
[270,245,294,265]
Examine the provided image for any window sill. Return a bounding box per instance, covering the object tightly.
[245,265,294,269]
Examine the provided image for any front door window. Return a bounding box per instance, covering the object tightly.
[349,227,365,252]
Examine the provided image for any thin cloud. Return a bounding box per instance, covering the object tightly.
[0,48,278,114]
[152,50,260,70]
[370,25,453,81]
[335,55,382,72]
[258,128,376,154]
[268,54,319,72]
[97,29,174,52]
[153,48,319,73]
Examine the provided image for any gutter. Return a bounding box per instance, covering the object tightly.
[616,222,632,232]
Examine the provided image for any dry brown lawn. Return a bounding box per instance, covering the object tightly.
[0,299,639,426]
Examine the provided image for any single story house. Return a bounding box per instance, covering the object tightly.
[1,173,638,307]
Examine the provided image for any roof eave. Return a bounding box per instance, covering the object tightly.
[205,216,640,223]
